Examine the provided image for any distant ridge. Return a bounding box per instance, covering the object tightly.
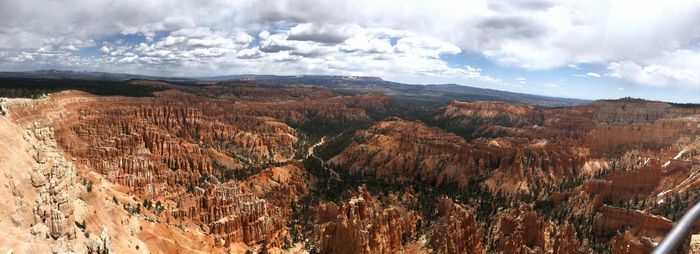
[0,69,168,81]
[0,70,590,107]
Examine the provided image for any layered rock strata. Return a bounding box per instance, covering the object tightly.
[317,188,421,254]
[26,123,78,241]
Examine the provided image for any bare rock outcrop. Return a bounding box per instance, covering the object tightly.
[429,198,485,254]
[173,175,286,248]
[489,204,551,253]
[328,119,587,196]
[592,205,673,238]
[592,98,700,124]
[552,223,592,254]
[241,163,314,218]
[483,204,590,253]
[26,123,78,240]
[317,188,421,254]
[436,100,542,138]
[85,227,112,254]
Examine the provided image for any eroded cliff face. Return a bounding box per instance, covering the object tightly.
[443,101,538,121]
[0,98,112,252]
[484,204,594,254]
[436,100,542,138]
[489,204,551,253]
[0,86,395,253]
[4,81,700,253]
[227,92,391,133]
[436,98,700,154]
[241,163,315,219]
[328,118,588,197]
[322,98,700,253]
[584,99,700,155]
[1,93,228,253]
[316,188,422,254]
[429,198,485,254]
[173,175,286,248]
[327,118,474,186]
[27,123,78,241]
[593,205,672,239]
[592,98,700,124]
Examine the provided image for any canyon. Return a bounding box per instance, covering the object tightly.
[0,78,699,253]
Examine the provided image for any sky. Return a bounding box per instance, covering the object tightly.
[1,0,700,102]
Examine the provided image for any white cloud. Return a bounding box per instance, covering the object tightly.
[3,22,498,83]
[573,72,602,78]
[99,45,111,55]
[287,23,352,44]
[607,49,700,88]
[608,60,700,87]
[2,0,700,89]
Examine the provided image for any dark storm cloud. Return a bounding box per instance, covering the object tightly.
[516,0,555,10]
[286,23,350,44]
[259,44,295,53]
[289,50,325,58]
[477,16,545,39]
[372,55,391,61]
[275,57,302,62]
[287,33,348,44]
[257,10,308,24]
[488,0,554,12]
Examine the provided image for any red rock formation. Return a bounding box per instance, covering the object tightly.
[3,91,304,250]
[241,163,314,218]
[429,198,485,254]
[592,205,672,237]
[317,188,421,254]
[26,123,78,240]
[592,98,700,124]
[489,204,550,253]
[328,118,588,196]
[443,101,538,120]
[483,205,591,253]
[610,230,657,254]
[552,223,592,254]
[173,175,286,248]
[234,93,391,127]
[9,83,700,253]
[85,227,112,254]
[7,87,401,251]
[437,100,541,137]
[437,99,700,155]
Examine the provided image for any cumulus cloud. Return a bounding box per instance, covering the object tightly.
[606,49,700,88]
[2,19,498,82]
[287,23,351,44]
[607,61,700,87]
[2,0,700,88]
[585,72,601,78]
